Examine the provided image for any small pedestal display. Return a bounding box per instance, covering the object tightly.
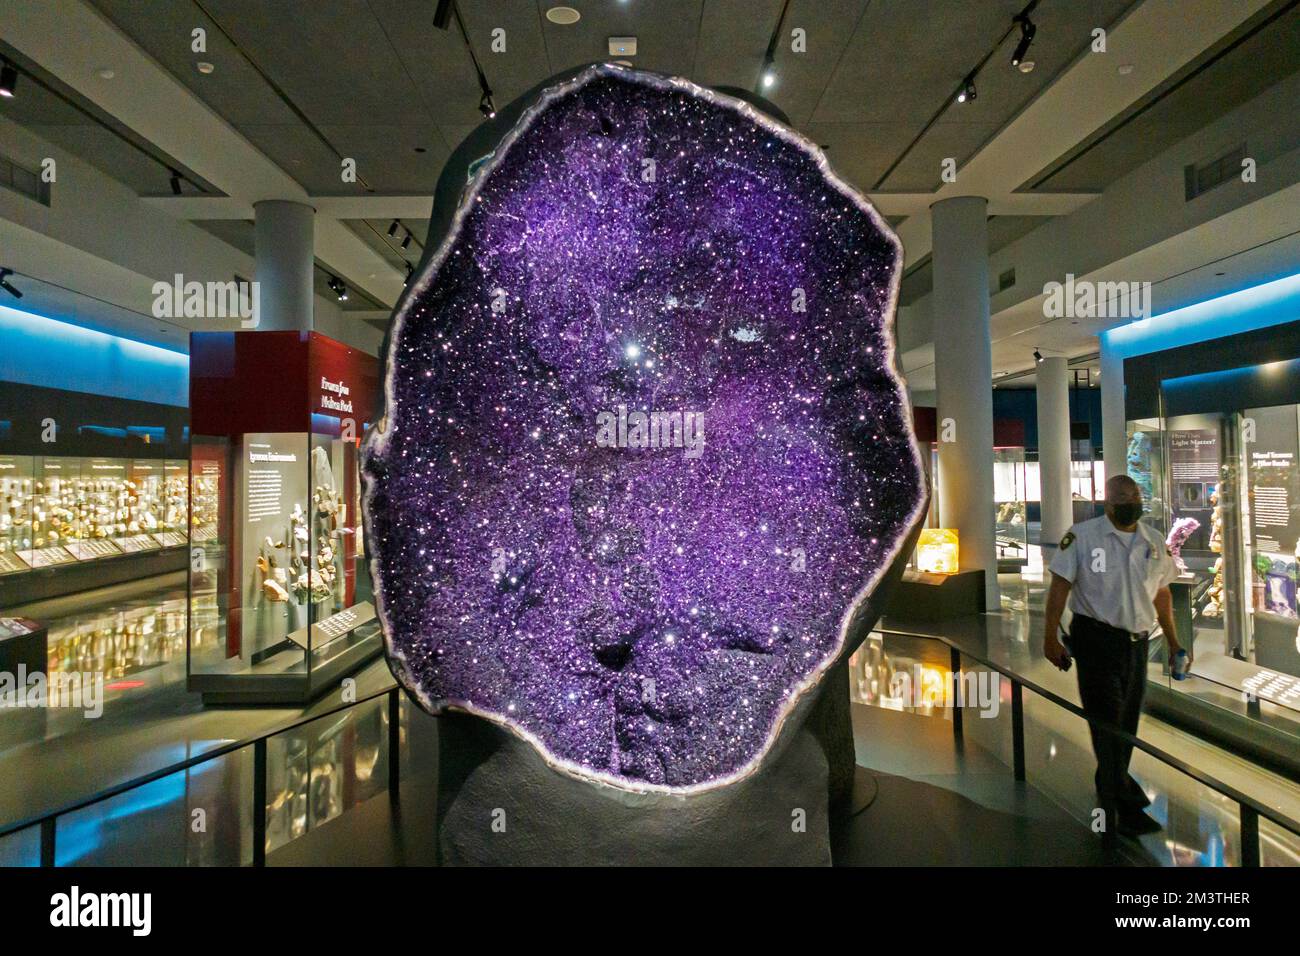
[187,331,381,704]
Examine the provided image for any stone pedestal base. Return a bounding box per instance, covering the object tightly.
[434,713,831,866]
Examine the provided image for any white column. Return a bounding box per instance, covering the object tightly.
[253,200,314,332]
[931,196,999,609]
[1099,337,1127,480]
[1036,356,1073,547]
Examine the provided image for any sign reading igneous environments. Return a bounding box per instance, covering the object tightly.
[364,65,925,793]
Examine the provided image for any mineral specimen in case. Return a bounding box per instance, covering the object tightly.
[364,65,925,793]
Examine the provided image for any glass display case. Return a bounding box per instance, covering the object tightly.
[993,446,1028,569]
[0,453,189,574]
[1127,356,1300,753]
[187,331,382,703]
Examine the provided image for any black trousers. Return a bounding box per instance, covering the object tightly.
[1068,614,1151,817]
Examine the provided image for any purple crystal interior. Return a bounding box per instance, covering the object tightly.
[365,66,925,792]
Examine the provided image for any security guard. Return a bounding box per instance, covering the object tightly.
[1042,474,1184,839]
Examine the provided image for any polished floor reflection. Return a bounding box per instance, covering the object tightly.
[855,554,1300,867]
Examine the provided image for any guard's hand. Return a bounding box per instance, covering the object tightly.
[1044,634,1070,671]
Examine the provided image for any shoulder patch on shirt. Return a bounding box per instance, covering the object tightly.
[1060,531,1075,550]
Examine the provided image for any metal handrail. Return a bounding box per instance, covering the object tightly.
[0,680,403,866]
[876,624,1300,865]
[6,626,1296,866]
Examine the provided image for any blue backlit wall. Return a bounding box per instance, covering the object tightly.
[1101,272,1300,359]
[0,304,188,407]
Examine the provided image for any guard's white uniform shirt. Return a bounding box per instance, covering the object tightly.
[1047,515,1178,634]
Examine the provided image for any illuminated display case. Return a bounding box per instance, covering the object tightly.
[993,446,1028,569]
[1125,328,1300,759]
[187,331,382,704]
[0,383,190,605]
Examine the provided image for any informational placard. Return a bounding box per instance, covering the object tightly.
[27,546,77,568]
[0,551,30,575]
[284,601,375,650]
[1247,407,1300,555]
[150,531,186,549]
[112,534,162,554]
[67,539,123,561]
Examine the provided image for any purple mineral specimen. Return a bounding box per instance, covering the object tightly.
[365,65,925,792]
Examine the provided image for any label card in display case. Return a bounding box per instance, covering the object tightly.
[150,532,186,548]
[66,539,123,561]
[285,601,376,650]
[28,546,77,568]
[0,551,30,575]
[112,534,162,554]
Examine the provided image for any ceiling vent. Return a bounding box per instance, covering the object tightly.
[1184,144,1246,201]
[0,152,49,206]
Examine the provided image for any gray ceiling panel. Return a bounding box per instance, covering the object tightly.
[314,124,450,194]
[879,120,1003,192]
[761,0,868,128]
[194,218,255,257]
[692,0,784,90]
[90,0,303,125]
[236,122,345,194]
[537,0,704,77]
[369,0,517,129]
[813,0,1024,125]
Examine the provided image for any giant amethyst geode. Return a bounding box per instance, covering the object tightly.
[364,65,925,793]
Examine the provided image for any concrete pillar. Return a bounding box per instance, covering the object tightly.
[931,196,998,609]
[253,200,314,332]
[1036,356,1073,547]
[1099,337,1127,480]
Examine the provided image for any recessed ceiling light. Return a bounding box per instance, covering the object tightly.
[612,60,634,67]
[609,36,637,56]
[546,6,581,25]
[196,61,215,75]
[1117,63,1134,76]
[1017,60,1035,73]
[97,68,115,80]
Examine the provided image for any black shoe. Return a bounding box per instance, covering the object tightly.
[1117,810,1163,838]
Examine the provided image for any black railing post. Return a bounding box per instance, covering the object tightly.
[252,738,267,867]
[949,646,964,743]
[1240,803,1260,867]
[39,817,56,867]
[1011,681,1026,782]
[388,687,402,803]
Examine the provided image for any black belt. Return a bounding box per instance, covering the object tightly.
[1073,613,1149,643]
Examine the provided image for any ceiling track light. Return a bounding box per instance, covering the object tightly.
[756,0,792,93]
[403,262,414,288]
[478,89,496,120]
[0,268,22,299]
[327,275,348,302]
[0,61,17,99]
[387,219,400,237]
[1033,348,1044,363]
[956,74,977,104]
[168,168,182,195]
[1011,14,1037,69]
[401,231,412,250]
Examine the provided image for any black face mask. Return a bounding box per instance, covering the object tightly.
[1111,502,1143,526]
